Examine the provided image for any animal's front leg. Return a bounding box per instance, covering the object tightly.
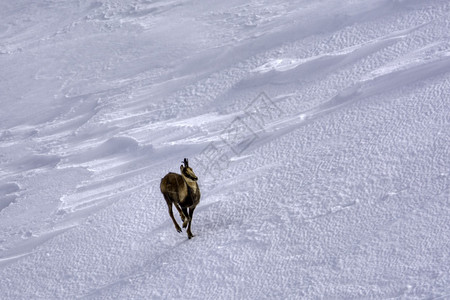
[187,207,196,239]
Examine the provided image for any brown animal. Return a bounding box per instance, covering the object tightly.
[160,158,201,239]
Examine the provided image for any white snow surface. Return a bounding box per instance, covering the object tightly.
[1,0,449,299]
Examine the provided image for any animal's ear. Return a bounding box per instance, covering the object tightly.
[180,165,184,172]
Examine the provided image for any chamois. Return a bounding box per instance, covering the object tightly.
[160,158,201,239]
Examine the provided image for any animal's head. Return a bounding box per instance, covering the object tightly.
[180,158,198,181]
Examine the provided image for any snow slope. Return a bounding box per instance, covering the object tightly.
[0,0,449,298]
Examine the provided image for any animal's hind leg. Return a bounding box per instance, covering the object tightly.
[182,207,189,228]
[164,195,182,233]
[174,202,188,223]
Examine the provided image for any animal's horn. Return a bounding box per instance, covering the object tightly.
[184,158,189,167]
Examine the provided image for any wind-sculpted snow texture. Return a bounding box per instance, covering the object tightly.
[0,0,449,299]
